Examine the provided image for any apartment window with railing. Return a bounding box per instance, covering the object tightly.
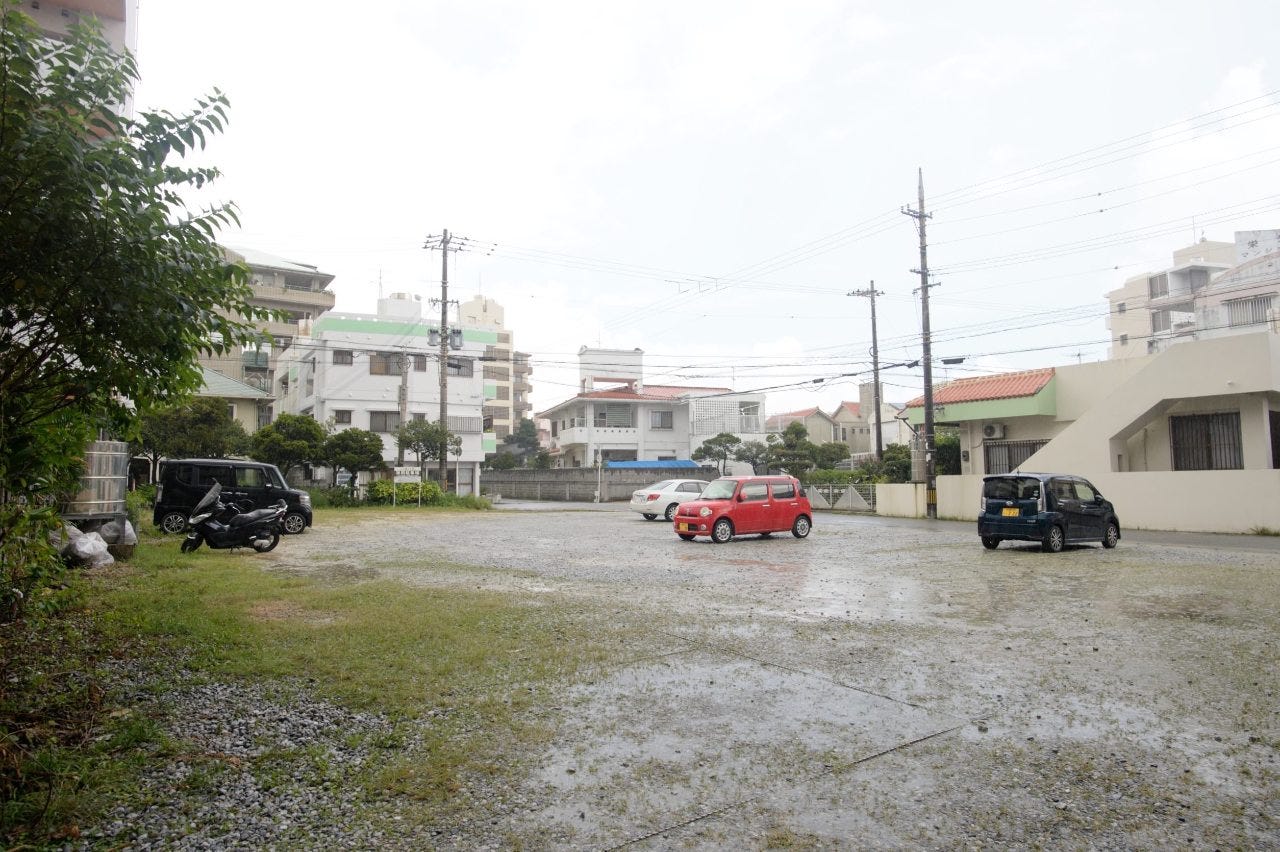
[484,345,511,361]
[984,439,1049,475]
[483,365,510,381]
[333,349,353,365]
[333,410,352,425]
[1226,293,1275,327]
[1170,412,1242,470]
[447,356,474,377]
[414,354,428,371]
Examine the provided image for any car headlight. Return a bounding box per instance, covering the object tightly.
[699,507,712,517]
[300,494,311,506]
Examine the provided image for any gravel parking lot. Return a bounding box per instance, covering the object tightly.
[260,504,1280,850]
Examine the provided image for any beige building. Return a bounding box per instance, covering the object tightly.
[198,247,335,426]
[1107,232,1279,358]
[457,296,530,442]
[892,330,1280,532]
[765,408,840,444]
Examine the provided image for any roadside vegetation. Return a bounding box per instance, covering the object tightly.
[1,528,626,846]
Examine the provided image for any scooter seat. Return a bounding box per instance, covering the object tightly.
[229,507,282,527]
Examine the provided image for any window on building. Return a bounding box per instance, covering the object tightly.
[1148,273,1169,299]
[414,354,427,371]
[1120,334,1129,346]
[1226,294,1275,328]
[1151,310,1171,333]
[305,376,314,396]
[1116,302,1126,314]
[495,386,510,401]
[1170,412,1242,470]
[650,410,673,430]
[333,350,353,365]
[412,412,426,421]
[334,410,352,425]
[1189,268,1210,291]
[369,352,397,375]
[447,356,474,377]
[226,404,236,421]
[369,411,401,433]
[983,439,1050,475]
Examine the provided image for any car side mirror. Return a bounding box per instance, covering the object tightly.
[736,494,745,502]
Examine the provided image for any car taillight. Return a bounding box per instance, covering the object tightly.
[647,493,660,501]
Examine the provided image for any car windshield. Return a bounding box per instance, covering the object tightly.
[983,477,1041,501]
[700,480,738,500]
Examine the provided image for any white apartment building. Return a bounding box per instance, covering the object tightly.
[1107,232,1280,358]
[275,294,496,494]
[30,0,139,114]
[538,347,767,468]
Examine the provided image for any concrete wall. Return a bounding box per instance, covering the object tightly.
[481,468,718,502]
[874,483,927,519]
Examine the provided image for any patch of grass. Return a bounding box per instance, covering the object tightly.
[1247,525,1280,536]
[4,534,632,843]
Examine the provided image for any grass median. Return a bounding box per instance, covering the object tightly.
[2,527,628,845]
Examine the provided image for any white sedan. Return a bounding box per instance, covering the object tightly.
[628,479,709,521]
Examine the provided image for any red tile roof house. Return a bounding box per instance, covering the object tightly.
[884,330,1280,532]
[538,380,769,470]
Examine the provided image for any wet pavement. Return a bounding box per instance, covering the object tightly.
[272,504,1280,849]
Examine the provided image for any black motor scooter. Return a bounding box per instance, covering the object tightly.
[180,482,287,553]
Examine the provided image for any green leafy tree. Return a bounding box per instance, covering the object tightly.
[396,419,451,480]
[0,9,269,618]
[692,432,742,474]
[133,397,248,480]
[771,422,817,477]
[935,429,961,476]
[733,440,772,474]
[322,428,386,485]
[855,443,913,483]
[812,441,851,470]
[250,413,326,478]
[486,451,519,470]
[503,417,540,453]
[530,450,553,470]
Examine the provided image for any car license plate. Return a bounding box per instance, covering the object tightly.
[1001,507,1020,517]
[677,522,691,531]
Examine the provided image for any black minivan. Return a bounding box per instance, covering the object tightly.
[154,459,313,535]
[978,473,1120,553]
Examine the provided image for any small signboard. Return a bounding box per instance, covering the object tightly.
[393,466,420,483]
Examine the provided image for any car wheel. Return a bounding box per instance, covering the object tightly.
[678,533,696,541]
[664,503,679,522]
[711,518,734,544]
[282,512,307,535]
[982,536,1001,550]
[1102,521,1120,549]
[791,515,811,539]
[1042,525,1065,553]
[642,513,657,521]
[159,512,188,534]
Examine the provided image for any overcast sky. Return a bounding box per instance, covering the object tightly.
[133,0,1280,415]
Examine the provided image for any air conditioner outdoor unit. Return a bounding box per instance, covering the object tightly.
[982,423,1006,440]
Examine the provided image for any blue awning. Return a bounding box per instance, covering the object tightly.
[604,459,701,469]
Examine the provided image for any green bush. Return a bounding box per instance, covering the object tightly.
[124,488,153,527]
[309,486,363,508]
[1,503,66,623]
[366,480,445,506]
[802,469,860,486]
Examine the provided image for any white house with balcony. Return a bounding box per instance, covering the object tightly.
[274,294,497,493]
[538,347,768,468]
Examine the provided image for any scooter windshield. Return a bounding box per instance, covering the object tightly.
[191,481,222,517]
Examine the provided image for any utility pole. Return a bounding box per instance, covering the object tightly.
[396,349,409,465]
[903,168,938,519]
[424,230,466,490]
[848,280,884,460]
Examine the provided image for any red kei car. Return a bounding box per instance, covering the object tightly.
[673,476,813,543]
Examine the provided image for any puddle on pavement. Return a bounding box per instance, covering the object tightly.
[515,648,958,847]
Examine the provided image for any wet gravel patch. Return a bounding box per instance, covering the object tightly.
[82,508,1280,849]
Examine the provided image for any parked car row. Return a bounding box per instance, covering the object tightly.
[630,471,1121,553]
